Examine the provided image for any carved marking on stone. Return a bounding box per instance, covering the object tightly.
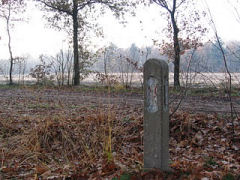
[146,77,158,113]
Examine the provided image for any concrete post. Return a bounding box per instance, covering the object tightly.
[143,59,170,171]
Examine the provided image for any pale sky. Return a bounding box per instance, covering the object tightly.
[0,0,240,60]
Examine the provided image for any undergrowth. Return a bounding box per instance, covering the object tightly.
[0,87,239,179]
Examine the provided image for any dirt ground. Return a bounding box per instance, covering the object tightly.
[0,87,239,114]
[0,87,239,179]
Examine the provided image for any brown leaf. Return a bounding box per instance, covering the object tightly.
[0,167,14,173]
[35,165,49,175]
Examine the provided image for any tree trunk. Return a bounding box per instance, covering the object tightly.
[61,60,64,86]
[72,0,80,85]
[104,50,107,75]
[171,12,181,87]
[6,13,13,85]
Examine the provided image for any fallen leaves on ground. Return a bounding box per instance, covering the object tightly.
[0,88,239,179]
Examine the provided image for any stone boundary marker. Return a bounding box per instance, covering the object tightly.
[143,59,170,171]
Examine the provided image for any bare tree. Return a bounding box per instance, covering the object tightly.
[15,56,27,85]
[0,0,25,85]
[204,0,237,141]
[152,0,182,87]
[152,0,207,87]
[65,48,74,86]
[101,43,118,76]
[50,49,73,86]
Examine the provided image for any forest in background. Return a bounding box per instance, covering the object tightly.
[1,40,240,86]
[1,0,240,87]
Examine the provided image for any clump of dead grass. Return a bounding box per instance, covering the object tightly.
[20,113,110,161]
[0,110,119,178]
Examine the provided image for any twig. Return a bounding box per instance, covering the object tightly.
[204,0,236,141]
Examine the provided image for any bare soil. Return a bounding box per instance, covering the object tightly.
[0,87,239,114]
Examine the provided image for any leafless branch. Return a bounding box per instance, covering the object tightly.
[204,0,236,141]
[176,0,186,9]
[37,0,72,15]
[152,0,171,13]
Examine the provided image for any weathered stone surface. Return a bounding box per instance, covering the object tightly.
[143,59,170,171]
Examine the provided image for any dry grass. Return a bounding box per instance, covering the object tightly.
[0,87,239,179]
[0,96,143,179]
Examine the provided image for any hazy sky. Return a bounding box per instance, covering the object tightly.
[0,0,240,60]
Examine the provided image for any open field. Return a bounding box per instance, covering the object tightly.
[1,72,240,87]
[0,85,239,179]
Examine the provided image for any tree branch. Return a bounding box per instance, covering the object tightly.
[78,0,97,10]
[77,0,117,11]
[176,0,186,9]
[152,0,172,13]
[37,0,73,16]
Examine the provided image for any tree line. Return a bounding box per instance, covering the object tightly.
[1,40,240,87]
[0,0,240,87]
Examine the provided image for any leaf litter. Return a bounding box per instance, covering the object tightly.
[0,87,239,179]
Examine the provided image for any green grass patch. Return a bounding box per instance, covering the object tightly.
[28,103,60,109]
[203,157,218,168]
[222,173,235,180]
[169,86,240,97]
[0,84,21,90]
[112,173,131,180]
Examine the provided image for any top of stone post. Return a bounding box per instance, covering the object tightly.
[144,59,168,70]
